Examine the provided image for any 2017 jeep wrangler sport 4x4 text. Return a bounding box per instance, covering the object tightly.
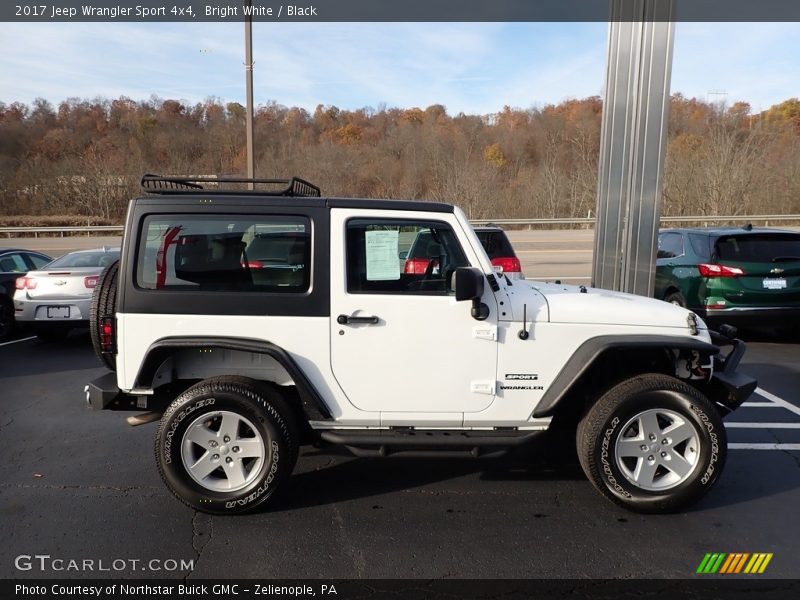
[85,175,757,515]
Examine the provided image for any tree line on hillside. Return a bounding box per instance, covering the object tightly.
[0,94,799,221]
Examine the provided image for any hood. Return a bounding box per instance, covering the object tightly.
[527,281,703,330]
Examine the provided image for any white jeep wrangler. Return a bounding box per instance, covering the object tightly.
[86,175,756,515]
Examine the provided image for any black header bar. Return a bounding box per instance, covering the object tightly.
[3,0,800,23]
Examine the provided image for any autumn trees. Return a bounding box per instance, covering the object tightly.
[0,94,798,221]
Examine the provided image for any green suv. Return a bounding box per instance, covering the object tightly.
[655,226,800,327]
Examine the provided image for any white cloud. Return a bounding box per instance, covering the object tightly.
[1,21,797,115]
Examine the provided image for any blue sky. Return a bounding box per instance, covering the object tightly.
[0,22,797,114]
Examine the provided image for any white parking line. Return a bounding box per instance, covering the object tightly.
[726,423,800,429]
[0,336,35,347]
[726,388,800,450]
[729,443,800,450]
[755,387,800,417]
[525,276,589,281]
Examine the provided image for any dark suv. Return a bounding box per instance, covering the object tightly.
[655,226,800,326]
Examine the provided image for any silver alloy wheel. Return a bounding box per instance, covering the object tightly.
[614,408,701,491]
[181,410,266,492]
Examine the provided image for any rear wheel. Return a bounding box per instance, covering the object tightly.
[89,260,119,370]
[664,290,687,308]
[577,373,726,513]
[154,376,298,514]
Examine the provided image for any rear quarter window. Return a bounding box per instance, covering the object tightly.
[136,215,310,292]
[688,234,711,261]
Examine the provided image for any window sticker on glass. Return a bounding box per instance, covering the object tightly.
[365,230,401,281]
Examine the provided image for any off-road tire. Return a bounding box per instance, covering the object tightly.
[664,290,687,308]
[89,259,119,370]
[0,297,14,342]
[577,373,726,513]
[155,376,298,515]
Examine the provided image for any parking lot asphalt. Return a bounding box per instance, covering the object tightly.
[0,330,798,580]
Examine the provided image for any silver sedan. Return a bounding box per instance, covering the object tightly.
[14,247,119,341]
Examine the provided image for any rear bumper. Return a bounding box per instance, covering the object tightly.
[85,372,173,413]
[14,295,91,323]
[84,372,126,410]
[697,306,800,327]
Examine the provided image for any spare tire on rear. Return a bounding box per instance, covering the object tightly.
[90,259,119,371]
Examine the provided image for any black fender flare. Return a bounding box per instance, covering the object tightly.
[134,336,332,420]
[532,335,720,418]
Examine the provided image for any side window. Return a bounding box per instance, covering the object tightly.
[137,215,310,293]
[346,219,469,295]
[0,253,27,273]
[657,233,684,259]
[27,254,51,269]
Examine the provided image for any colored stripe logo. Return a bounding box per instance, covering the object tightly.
[697,553,773,574]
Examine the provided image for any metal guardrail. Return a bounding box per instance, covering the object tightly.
[0,225,124,238]
[2,215,799,237]
[471,214,800,226]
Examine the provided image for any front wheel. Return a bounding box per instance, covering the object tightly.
[577,374,726,513]
[155,376,298,514]
[0,298,14,341]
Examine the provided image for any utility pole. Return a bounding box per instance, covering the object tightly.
[244,0,255,188]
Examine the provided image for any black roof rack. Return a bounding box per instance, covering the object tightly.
[140,174,321,197]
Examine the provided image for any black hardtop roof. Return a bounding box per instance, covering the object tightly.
[133,194,455,214]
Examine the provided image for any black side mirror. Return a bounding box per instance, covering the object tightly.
[454,267,490,320]
[455,267,483,301]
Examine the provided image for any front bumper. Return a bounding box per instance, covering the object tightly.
[707,330,757,413]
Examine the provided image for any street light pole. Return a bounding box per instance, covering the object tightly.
[244,1,255,188]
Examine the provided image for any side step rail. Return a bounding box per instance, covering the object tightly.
[319,429,544,458]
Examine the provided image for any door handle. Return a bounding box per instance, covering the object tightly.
[337,314,379,325]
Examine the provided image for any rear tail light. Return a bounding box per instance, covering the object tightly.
[84,275,99,288]
[705,301,728,310]
[100,316,115,353]
[698,263,745,277]
[244,260,264,269]
[15,276,37,290]
[404,258,433,274]
[491,257,522,273]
